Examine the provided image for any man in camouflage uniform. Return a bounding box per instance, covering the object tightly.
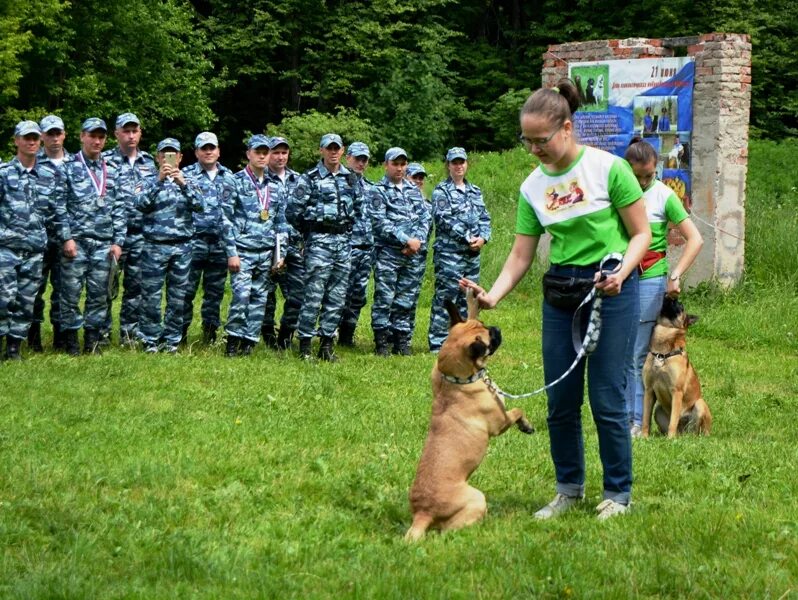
[427,147,490,352]
[56,118,126,355]
[29,114,71,351]
[286,133,361,361]
[223,135,288,357]
[182,131,236,345]
[261,135,303,350]
[337,141,374,347]
[369,147,431,356]
[135,138,204,353]
[0,121,52,360]
[102,113,158,346]
[406,163,427,196]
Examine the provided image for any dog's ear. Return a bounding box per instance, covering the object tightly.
[468,337,488,361]
[445,300,464,327]
[466,288,480,320]
[685,314,699,327]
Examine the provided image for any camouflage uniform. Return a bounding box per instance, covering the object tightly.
[223,163,288,351]
[102,144,157,341]
[0,153,52,353]
[56,145,127,350]
[135,143,204,352]
[427,176,491,351]
[370,173,431,351]
[181,161,236,337]
[286,154,360,356]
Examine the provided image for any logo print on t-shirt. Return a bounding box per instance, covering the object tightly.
[544,179,586,212]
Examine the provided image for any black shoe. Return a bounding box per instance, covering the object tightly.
[83,329,102,355]
[298,337,312,360]
[392,331,412,356]
[52,323,65,351]
[261,326,278,349]
[277,325,294,350]
[338,322,356,347]
[5,336,22,360]
[240,339,255,356]
[318,335,338,362]
[98,330,111,348]
[225,335,241,357]
[373,328,391,357]
[120,328,137,348]
[64,329,80,356]
[27,323,43,353]
[179,323,190,346]
[202,323,217,344]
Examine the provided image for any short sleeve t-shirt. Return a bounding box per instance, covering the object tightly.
[516,146,642,266]
[641,179,689,279]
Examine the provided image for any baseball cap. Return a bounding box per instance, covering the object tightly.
[81,117,108,132]
[384,147,408,161]
[319,133,343,148]
[247,134,270,149]
[446,147,468,161]
[195,131,219,148]
[347,142,370,158]
[115,112,141,128]
[14,120,42,137]
[157,138,181,152]
[406,162,427,177]
[268,136,290,149]
[39,115,65,133]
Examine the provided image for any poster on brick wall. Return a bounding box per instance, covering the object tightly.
[569,58,694,208]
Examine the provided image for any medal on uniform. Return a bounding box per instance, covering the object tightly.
[260,209,269,221]
[246,165,270,222]
[78,151,107,206]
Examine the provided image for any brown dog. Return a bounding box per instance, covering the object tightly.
[404,292,534,541]
[642,295,712,438]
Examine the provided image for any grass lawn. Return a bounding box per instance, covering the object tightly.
[1,141,796,598]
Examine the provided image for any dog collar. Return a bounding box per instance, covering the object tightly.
[650,349,684,360]
[441,368,487,385]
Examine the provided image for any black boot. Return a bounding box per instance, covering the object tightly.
[298,336,312,360]
[239,338,255,356]
[225,335,240,357]
[373,328,391,357]
[64,329,80,356]
[318,335,338,362]
[83,329,102,355]
[277,325,294,350]
[392,330,412,356]
[52,323,65,351]
[202,322,217,344]
[179,323,190,346]
[261,326,278,349]
[338,322,356,347]
[27,323,43,353]
[5,336,22,360]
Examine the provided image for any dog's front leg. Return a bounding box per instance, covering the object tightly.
[504,408,535,435]
[642,387,655,437]
[668,390,684,438]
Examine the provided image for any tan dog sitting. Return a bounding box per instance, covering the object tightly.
[642,295,712,438]
[405,292,534,541]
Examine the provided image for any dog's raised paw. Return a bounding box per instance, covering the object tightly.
[518,420,535,434]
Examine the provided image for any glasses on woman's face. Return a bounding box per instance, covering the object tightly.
[518,124,562,150]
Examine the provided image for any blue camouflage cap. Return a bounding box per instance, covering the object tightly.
[384,147,408,161]
[268,136,290,149]
[319,133,343,148]
[14,120,42,137]
[406,162,427,177]
[81,117,108,132]
[157,138,181,152]
[195,131,219,148]
[39,115,65,133]
[115,112,141,128]
[247,134,270,149]
[346,142,370,158]
[446,147,468,161]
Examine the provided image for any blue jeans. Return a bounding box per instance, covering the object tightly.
[542,265,639,504]
[624,275,666,427]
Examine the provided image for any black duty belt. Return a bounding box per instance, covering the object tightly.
[145,237,192,245]
[308,223,351,235]
[196,233,220,243]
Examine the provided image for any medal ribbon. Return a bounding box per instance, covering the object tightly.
[246,166,270,212]
[78,151,107,198]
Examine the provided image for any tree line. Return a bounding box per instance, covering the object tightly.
[2,0,794,163]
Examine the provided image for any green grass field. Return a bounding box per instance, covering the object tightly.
[1,141,796,599]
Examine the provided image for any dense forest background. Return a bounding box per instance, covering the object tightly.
[1,0,795,163]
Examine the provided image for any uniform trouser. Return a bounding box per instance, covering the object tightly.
[542,265,639,505]
[296,233,351,339]
[102,233,144,336]
[0,247,43,339]
[339,245,374,330]
[262,250,305,331]
[226,248,275,343]
[183,236,228,329]
[138,241,193,347]
[428,248,480,350]
[59,238,113,331]
[32,241,62,326]
[406,248,427,336]
[371,245,425,335]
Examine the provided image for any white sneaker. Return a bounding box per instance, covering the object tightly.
[534,493,583,520]
[596,499,630,521]
[630,424,642,438]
